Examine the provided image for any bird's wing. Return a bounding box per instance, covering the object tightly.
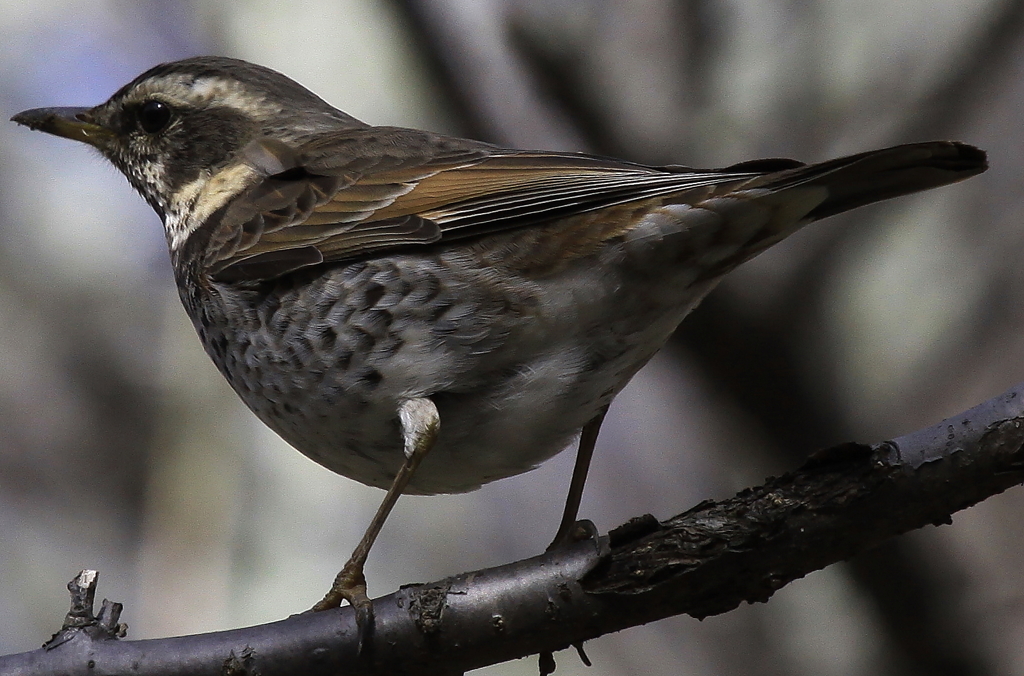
[199,129,984,284]
[199,128,773,283]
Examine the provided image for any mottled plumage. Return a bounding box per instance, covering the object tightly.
[13,57,987,616]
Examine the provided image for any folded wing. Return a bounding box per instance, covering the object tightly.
[199,130,985,284]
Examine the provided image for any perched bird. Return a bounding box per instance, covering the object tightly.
[13,57,987,625]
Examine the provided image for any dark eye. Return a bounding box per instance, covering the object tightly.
[137,100,172,133]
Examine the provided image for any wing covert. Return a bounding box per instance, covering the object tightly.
[204,129,768,283]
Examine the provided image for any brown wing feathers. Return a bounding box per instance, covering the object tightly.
[206,137,986,284]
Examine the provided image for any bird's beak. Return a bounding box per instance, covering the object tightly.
[11,107,112,148]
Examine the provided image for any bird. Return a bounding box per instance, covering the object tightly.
[12,56,987,631]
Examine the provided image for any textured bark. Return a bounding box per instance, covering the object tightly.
[1,383,1022,676]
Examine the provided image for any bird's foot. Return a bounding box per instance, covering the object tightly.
[311,561,375,654]
[545,518,598,552]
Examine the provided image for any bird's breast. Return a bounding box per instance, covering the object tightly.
[174,207,726,493]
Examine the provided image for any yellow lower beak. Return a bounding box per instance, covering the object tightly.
[11,107,112,148]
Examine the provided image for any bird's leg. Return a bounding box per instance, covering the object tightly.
[546,406,608,551]
[311,398,439,631]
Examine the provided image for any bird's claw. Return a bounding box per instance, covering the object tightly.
[311,562,375,655]
[546,518,598,552]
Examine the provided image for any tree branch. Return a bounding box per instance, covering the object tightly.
[2,384,1023,676]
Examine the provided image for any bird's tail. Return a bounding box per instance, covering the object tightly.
[656,142,987,285]
[744,141,987,221]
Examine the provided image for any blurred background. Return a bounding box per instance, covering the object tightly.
[1,1,1023,674]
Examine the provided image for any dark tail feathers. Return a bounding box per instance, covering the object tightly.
[752,141,987,220]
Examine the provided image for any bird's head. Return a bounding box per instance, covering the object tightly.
[12,56,364,221]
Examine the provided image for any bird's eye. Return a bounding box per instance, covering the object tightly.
[137,100,172,134]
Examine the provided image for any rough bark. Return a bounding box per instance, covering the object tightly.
[1,383,1022,676]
